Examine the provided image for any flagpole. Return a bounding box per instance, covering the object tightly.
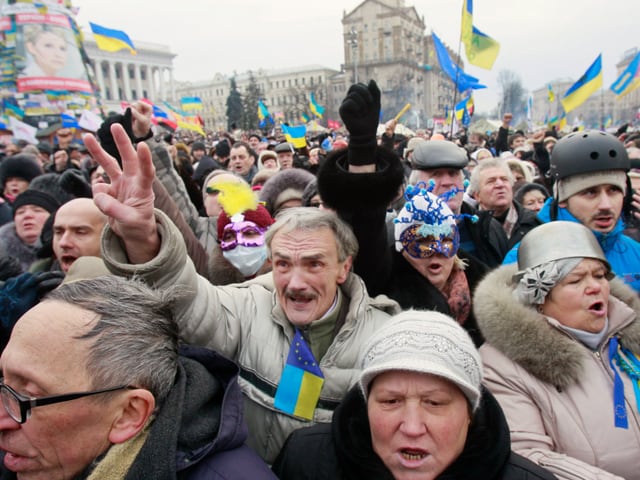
[600,88,605,131]
[449,31,463,141]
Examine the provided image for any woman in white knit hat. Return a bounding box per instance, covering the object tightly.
[273,310,556,480]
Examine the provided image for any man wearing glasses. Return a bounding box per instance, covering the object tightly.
[0,276,274,479]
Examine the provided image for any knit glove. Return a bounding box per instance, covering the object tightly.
[339,80,381,166]
[0,271,63,330]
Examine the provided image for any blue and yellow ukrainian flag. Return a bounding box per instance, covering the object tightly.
[281,123,307,149]
[610,51,640,98]
[61,112,78,128]
[300,112,310,123]
[274,329,324,420]
[558,112,567,131]
[180,96,203,111]
[547,84,555,103]
[454,96,469,122]
[309,92,325,119]
[461,0,500,70]
[89,22,136,55]
[604,115,613,128]
[561,54,603,113]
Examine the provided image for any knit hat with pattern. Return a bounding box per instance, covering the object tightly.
[359,310,482,410]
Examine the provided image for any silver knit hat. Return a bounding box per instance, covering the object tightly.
[359,310,483,411]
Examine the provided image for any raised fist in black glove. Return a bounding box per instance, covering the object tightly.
[59,168,92,198]
[339,80,381,166]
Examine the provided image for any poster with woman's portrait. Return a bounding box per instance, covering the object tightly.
[12,12,91,92]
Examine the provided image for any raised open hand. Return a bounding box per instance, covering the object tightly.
[84,123,160,263]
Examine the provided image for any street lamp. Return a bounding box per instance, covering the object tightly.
[348,28,358,84]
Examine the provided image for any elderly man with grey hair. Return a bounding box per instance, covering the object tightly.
[0,275,275,479]
[81,124,399,463]
[409,140,509,267]
[469,158,540,249]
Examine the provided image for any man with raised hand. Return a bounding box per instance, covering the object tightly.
[84,124,399,463]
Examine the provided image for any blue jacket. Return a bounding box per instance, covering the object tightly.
[503,198,640,292]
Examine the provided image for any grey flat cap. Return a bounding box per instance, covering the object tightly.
[412,141,468,170]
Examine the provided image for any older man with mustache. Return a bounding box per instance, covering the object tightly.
[82,122,400,464]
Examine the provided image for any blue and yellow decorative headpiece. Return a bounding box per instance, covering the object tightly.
[394,181,476,258]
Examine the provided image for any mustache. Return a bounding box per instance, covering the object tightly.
[284,289,317,301]
[591,209,616,220]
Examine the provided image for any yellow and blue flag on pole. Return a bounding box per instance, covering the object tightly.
[610,51,640,98]
[461,0,500,70]
[89,22,136,55]
[561,54,603,113]
[274,329,324,420]
[454,96,469,122]
[258,100,273,127]
[180,96,203,111]
[281,123,307,149]
[432,31,486,92]
[547,84,555,103]
[558,111,567,131]
[309,92,325,119]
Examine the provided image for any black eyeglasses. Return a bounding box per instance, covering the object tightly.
[0,379,134,424]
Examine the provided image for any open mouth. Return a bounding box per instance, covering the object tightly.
[428,263,443,274]
[588,301,606,315]
[286,293,314,306]
[593,216,613,227]
[60,255,77,269]
[400,449,427,461]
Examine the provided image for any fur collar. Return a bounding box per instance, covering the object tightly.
[0,222,40,271]
[473,264,640,388]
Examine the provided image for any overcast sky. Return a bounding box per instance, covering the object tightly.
[72,0,639,115]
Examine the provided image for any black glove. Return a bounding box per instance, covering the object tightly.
[339,80,381,166]
[59,168,92,198]
[0,273,40,330]
[33,271,65,298]
[97,108,135,165]
[96,108,152,165]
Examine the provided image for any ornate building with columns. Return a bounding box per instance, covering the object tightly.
[82,34,177,112]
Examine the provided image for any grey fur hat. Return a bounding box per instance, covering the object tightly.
[259,168,315,216]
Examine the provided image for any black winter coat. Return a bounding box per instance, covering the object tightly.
[460,202,509,268]
[273,386,557,480]
[318,147,488,347]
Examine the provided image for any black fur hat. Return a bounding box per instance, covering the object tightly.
[0,154,42,187]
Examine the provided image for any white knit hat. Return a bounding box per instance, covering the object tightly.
[359,310,483,410]
[556,170,627,203]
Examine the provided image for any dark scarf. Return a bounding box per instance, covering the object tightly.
[332,386,511,479]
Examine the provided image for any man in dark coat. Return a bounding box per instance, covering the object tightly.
[469,158,540,250]
[0,276,275,480]
[409,140,509,268]
[318,80,487,346]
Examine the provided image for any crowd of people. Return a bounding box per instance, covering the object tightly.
[0,79,639,479]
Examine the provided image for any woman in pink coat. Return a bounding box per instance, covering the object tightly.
[474,221,640,480]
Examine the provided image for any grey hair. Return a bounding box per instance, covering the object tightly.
[265,207,358,262]
[469,158,514,194]
[45,276,180,405]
